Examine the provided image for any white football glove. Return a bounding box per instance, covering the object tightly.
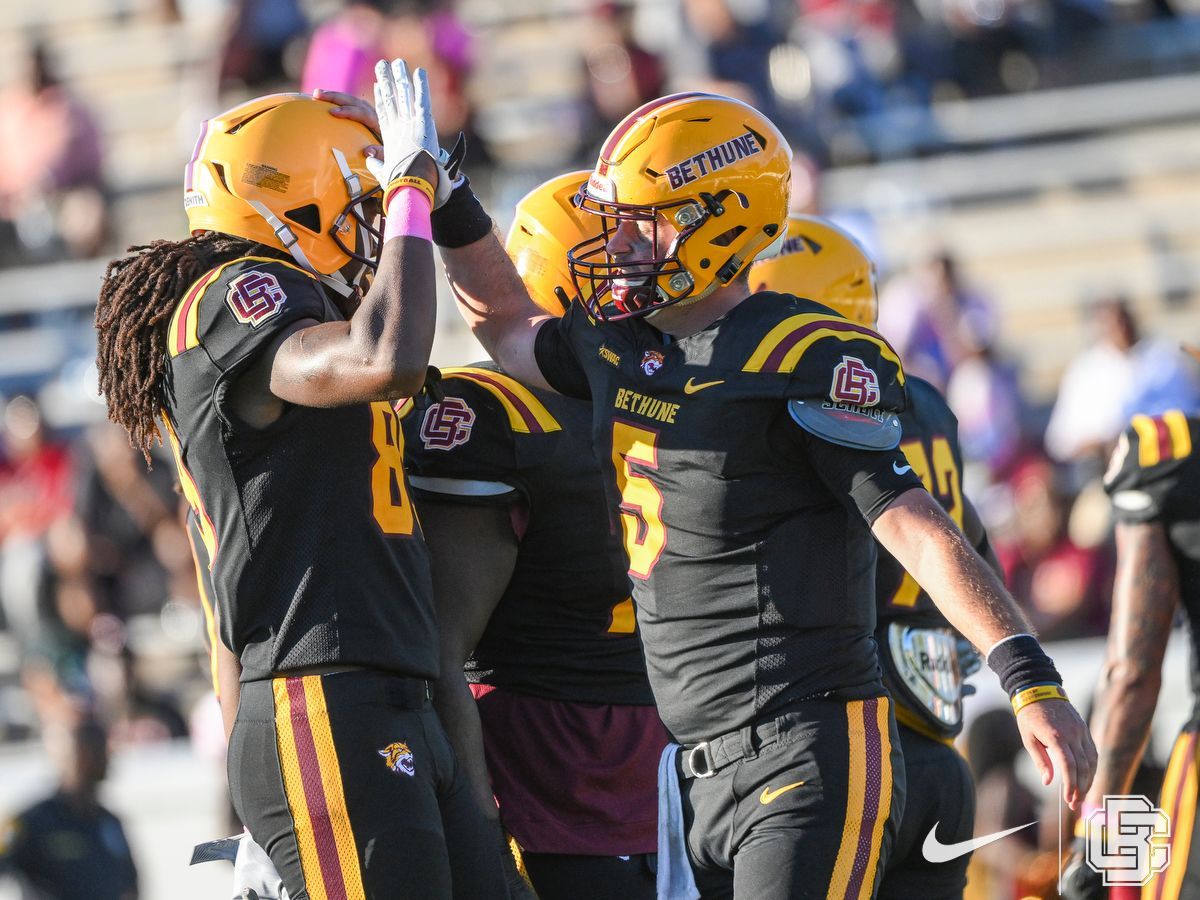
[368,59,455,208]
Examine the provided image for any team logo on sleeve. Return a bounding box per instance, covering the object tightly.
[831,355,881,407]
[640,350,665,376]
[225,270,288,326]
[379,741,416,776]
[420,397,476,450]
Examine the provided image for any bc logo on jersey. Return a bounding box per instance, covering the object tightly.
[420,397,476,450]
[831,356,881,407]
[226,270,288,327]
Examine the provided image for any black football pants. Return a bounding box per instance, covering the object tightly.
[228,670,509,900]
[877,725,974,900]
[680,696,905,900]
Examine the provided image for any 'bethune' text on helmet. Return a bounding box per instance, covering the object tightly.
[568,92,792,321]
[750,214,879,328]
[184,93,382,298]
[504,170,601,318]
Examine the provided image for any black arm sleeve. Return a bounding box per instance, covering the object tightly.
[801,430,926,524]
[533,316,591,400]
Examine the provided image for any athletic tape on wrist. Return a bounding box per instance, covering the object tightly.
[383,187,432,242]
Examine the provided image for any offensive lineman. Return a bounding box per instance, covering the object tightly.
[751,216,995,899]
[1063,406,1200,900]
[400,171,668,899]
[328,86,1096,898]
[95,66,507,898]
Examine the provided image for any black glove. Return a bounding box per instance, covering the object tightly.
[1060,837,1105,900]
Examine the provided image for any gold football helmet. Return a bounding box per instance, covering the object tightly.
[750,215,878,327]
[184,93,381,296]
[568,92,791,320]
[504,170,600,317]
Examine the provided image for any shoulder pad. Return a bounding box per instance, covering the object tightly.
[1104,409,1196,493]
[168,256,324,358]
[439,367,562,435]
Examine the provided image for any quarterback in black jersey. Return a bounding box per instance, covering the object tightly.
[400,171,668,900]
[1063,408,1200,900]
[752,216,999,900]
[364,86,1096,897]
[95,69,506,899]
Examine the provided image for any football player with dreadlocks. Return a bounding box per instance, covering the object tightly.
[751,216,998,900]
[95,63,507,899]
[325,86,1095,898]
[399,171,669,900]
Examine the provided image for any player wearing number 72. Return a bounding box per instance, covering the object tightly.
[94,71,509,899]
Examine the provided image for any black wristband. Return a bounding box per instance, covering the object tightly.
[430,174,493,248]
[986,634,1063,698]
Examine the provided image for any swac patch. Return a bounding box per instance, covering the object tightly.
[379,741,415,776]
[420,397,476,450]
[640,350,665,376]
[226,270,288,327]
[665,131,762,190]
[831,355,880,407]
[599,345,621,368]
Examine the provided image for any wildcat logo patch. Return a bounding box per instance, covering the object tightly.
[379,742,415,777]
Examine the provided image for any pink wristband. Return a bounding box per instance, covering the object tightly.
[383,187,433,242]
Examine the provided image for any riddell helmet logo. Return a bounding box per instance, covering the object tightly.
[588,172,616,202]
[420,397,476,450]
[831,356,881,407]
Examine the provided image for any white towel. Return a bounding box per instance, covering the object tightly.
[189,832,290,900]
[657,744,700,900]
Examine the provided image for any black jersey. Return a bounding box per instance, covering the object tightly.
[875,376,965,628]
[1105,410,1200,696]
[161,256,436,682]
[399,365,652,705]
[533,291,923,743]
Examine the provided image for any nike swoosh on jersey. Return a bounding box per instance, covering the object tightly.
[921,820,1036,863]
[892,462,913,475]
[759,781,806,805]
[683,378,724,394]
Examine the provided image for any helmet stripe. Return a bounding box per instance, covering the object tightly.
[184,119,209,192]
[597,91,712,172]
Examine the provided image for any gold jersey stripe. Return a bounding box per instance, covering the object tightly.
[441,367,561,433]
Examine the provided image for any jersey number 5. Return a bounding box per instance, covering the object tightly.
[370,401,416,535]
[611,420,666,579]
[890,435,963,607]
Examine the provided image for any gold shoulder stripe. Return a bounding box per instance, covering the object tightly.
[743,313,904,382]
[1164,409,1193,461]
[440,367,561,434]
[168,256,317,357]
[1131,410,1193,468]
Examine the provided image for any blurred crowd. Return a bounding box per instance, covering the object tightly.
[1,0,1200,897]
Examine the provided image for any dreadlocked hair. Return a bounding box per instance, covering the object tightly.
[95,231,288,462]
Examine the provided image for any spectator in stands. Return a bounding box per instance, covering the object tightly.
[878,250,995,390]
[994,456,1111,641]
[1045,296,1200,465]
[669,0,781,111]
[0,39,108,267]
[300,0,390,100]
[0,716,138,900]
[945,325,1025,476]
[582,1,665,136]
[0,396,73,640]
[218,0,308,92]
